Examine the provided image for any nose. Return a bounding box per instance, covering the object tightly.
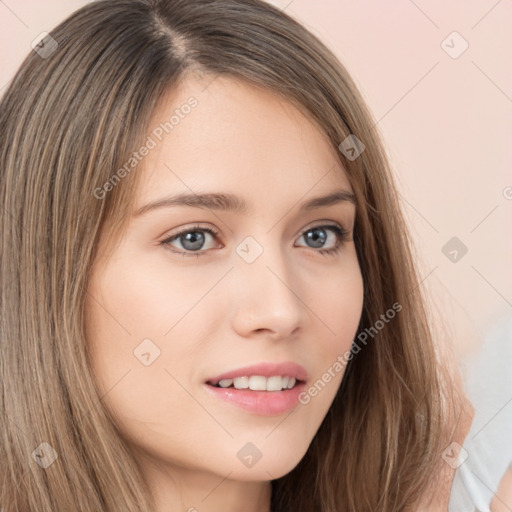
[230,242,305,340]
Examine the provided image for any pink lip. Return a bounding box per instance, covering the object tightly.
[205,361,308,385]
[203,381,307,416]
[203,362,308,416]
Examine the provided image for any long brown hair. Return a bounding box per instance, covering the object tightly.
[0,1,465,510]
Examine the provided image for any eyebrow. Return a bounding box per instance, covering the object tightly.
[133,189,356,217]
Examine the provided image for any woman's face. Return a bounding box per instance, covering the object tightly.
[85,74,363,487]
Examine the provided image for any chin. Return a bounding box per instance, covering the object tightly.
[227,447,307,482]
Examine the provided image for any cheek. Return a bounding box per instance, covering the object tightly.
[305,255,364,356]
[86,247,219,348]
[84,251,223,434]
[96,367,214,456]
[288,253,363,419]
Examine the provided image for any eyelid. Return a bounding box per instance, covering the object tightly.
[163,223,220,241]
[299,220,347,237]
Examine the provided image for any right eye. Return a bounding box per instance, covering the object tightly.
[161,225,222,257]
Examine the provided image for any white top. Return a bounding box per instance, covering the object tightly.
[449,314,512,511]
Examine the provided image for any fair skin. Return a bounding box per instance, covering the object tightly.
[85,73,364,512]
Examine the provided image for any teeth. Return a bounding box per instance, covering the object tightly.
[215,375,297,391]
[266,376,282,391]
[249,375,267,391]
[233,376,249,389]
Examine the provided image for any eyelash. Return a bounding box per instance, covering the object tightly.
[160,223,350,259]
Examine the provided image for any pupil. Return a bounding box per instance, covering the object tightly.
[181,231,205,251]
[306,228,326,248]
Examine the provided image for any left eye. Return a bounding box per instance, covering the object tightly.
[296,225,345,250]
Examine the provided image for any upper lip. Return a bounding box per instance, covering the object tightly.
[206,362,308,386]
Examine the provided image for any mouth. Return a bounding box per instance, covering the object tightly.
[203,362,308,415]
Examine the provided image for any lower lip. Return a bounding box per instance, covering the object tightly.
[203,382,306,416]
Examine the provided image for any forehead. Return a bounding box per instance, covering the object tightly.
[134,73,353,210]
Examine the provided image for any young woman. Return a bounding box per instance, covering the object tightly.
[0,1,472,510]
